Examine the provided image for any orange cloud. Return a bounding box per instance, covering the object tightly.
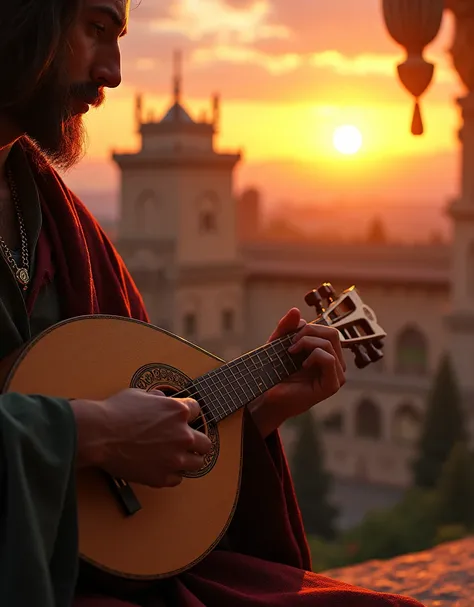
[59,0,463,236]
[118,0,458,105]
[149,0,289,45]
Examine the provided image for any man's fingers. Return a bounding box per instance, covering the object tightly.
[301,346,345,387]
[291,324,345,371]
[183,398,201,422]
[180,452,206,472]
[289,335,345,385]
[192,429,213,455]
[268,308,303,341]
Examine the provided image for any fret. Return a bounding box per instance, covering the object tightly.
[244,354,268,394]
[257,350,276,388]
[281,336,299,371]
[255,351,272,391]
[215,370,240,415]
[240,357,259,400]
[268,342,288,380]
[232,359,260,402]
[234,359,260,401]
[197,375,221,419]
[207,372,234,421]
[273,339,299,375]
[225,364,246,406]
[206,374,232,421]
[189,332,307,425]
[244,347,279,388]
[196,374,214,407]
[258,352,283,385]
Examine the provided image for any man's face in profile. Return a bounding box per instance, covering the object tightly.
[10,0,129,169]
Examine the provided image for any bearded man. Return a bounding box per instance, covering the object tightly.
[0,1,425,606]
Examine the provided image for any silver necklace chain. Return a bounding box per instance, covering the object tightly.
[0,166,30,290]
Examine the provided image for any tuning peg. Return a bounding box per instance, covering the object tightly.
[305,289,325,314]
[372,339,384,351]
[318,283,337,303]
[364,342,384,363]
[352,345,372,369]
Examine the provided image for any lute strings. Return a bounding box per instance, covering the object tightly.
[171,317,330,434]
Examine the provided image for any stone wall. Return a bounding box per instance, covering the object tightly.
[323,537,474,606]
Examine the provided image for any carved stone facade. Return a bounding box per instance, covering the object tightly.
[113,58,245,364]
[111,39,473,526]
[443,1,474,397]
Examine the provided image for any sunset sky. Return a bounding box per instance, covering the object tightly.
[64,0,465,234]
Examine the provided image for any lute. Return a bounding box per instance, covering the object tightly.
[0,283,386,580]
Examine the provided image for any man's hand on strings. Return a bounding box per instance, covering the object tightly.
[249,308,346,437]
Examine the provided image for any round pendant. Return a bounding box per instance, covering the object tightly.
[16,267,29,288]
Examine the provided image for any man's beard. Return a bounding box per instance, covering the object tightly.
[9,69,104,171]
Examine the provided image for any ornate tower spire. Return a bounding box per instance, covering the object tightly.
[173,50,183,105]
[135,92,143,132]
[212,93,220,132]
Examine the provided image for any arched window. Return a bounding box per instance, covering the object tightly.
[183,312,197,338]
[322,412,344,434]
[197,191,219,234]
[136,189,158,236]
[200,211,217,233]
[395,326,428,375]
[355,399,382,439]
[222,308,235,333]
[392,403,422,444]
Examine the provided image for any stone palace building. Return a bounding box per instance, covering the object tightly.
[110,61,472,528]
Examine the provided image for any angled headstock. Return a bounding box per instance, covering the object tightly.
[305,283,387,369]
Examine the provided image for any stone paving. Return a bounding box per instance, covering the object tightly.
[324,538,474,607]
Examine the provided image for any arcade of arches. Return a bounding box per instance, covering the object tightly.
[322,325,428,444]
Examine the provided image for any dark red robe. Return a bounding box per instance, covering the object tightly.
[23,139,425,607]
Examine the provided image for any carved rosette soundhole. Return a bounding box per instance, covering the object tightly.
[130,363,220,478]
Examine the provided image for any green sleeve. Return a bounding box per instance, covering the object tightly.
[0,393,79,607]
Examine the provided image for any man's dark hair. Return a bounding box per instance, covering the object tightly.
[0,1,80,111]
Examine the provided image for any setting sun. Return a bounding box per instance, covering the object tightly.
[333,125,363,155]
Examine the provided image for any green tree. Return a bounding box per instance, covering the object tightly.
[340,488,440,564]
[437,441,474,529]
[412,353,466,489]
[291,412,338,540]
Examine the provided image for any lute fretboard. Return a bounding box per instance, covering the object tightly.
[185,319,327,424]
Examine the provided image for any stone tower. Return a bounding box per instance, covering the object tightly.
[444,5,474,395]
[113,52,244,360]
